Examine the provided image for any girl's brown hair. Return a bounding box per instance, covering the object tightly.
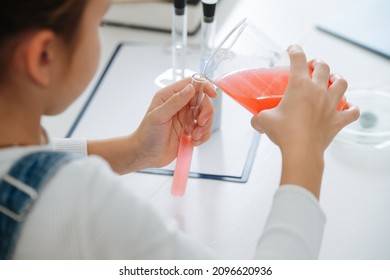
[0,0,88,82]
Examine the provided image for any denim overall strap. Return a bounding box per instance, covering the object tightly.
[0,151,79,259]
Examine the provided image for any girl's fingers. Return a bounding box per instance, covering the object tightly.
[152,83,195,123]
[192,124,212,146]
[192,117,213,145]
[192,96,214,145]
[329,73,348,93]
[204,80,218,98]
[251,110,273,134]
[328,73,348,108]
[154,76,216,103]
[309,59,330,88]
[287,44,308,80]
[336,104,360,129]
[196,96,214,127]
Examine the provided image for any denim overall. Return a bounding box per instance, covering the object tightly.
[0,151,78,259]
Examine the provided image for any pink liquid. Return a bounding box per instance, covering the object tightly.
[171,134,194,197]
[214,67,347,114]
[171,74,206,197]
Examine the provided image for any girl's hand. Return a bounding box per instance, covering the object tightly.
[133,77,217,169]
[252,44,359,155]
[251,44,360,198]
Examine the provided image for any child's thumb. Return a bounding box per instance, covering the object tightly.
[251,111,268,134]
[154,84,195,122]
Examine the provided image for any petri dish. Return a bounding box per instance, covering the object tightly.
[335,89,390,150]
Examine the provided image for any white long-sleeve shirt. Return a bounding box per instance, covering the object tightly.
[0,138,326,259]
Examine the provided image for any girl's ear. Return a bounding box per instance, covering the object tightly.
[22,30,58,86]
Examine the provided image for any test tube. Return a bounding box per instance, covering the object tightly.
[200,0,217,72]
[172,0,188,81]
[171,74,207,197]
[201,0,221,132]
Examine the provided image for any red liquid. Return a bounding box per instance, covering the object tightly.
[171,134,193,197]
[214,67,347,114]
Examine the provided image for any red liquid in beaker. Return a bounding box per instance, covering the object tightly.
[215,67,347,114]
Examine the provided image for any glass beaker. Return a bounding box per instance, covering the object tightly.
[202,18,348,114]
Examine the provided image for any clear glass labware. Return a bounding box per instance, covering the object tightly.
[202,18,348,114]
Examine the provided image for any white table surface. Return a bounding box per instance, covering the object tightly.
[42,0,390,259]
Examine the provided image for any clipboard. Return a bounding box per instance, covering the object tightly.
[67,42,260,182]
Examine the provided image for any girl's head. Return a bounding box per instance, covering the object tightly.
[0,0,110,115]
[0,1,87,49]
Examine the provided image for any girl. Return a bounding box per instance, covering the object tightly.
[0,0,359,259]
